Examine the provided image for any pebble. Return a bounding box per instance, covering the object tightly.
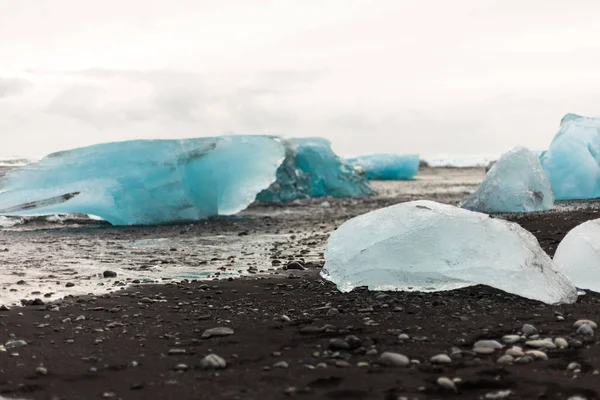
[574,319,598,329]
[525,350,548,360]
[515,356,533,364]
[521,324,538,336]
[474,347,496,355]
[485,390,512,399]
[201,327,234,339]
[554,338,569,349]
[525,339,556,349]
[497,355,514,365]
[329,338,350,350]
[505,347,524,357]
[335,360,351,368]
[576,324,594,336]
[430,354,452,364]
[103,270,117,278]
[168,349,186,355]
[501,335,521,344]
[36,366,48,376]
[474,340,503,350]
[397,333,410,341]
[567,362,581,371]
[173,363,188,371]
[273,361,289,369]
[436,377,457,392]
[5,339,27,349]
[199,354,227,369]
[379,352,410,367]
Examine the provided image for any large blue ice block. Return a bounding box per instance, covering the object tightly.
[0,136,285,225]
[347,154,420,180]
[257,138,374,202]
[540,114,600,200]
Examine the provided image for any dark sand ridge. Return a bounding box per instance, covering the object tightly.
[1,168,600,399]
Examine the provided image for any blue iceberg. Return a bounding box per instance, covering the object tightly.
[461,147,554,213]
[0,136,285,225]
[257,138,374,202]
[540,113,600,200]
[347,154,420,180]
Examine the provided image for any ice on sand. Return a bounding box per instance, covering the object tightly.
[540,113,600,200]
[321,200,577,304]
[554,219,600,291]
[461,147,554,213]
[0,136,285,225]
[257,138,374,202]
[347,154,420,180]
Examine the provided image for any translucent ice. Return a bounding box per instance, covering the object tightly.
[554,219,600,291]
[347,154,420,180]
[321,200,577,304]
[461,147,554,213]
[540,113,600,200]
[257,138,374,202]
[0,136,285,225]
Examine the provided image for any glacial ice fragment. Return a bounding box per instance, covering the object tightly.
[461,147,554,213]
[257,138,374,202]
[321,200,577,304]
[554,219,600,291]
[347,154,420,180]
[540,114,600,200]
[0,136,285,225]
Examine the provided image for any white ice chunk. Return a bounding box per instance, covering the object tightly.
[554,219,600,291]
[461,147,554,213]
[321,200,577,304]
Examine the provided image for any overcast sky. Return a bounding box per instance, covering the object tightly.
[1,0,600,157]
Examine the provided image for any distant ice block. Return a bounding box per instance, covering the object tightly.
[257,138,374,202]
[554,219,600,291]
[321,200,577,304]
[461,147,554,213]
[0,136,285,225]
[347,154,420,180]
[540,113,600,200]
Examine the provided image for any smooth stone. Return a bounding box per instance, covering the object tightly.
[379,352,410,367]
[521,324,538,336]
[397,333,410,340]
[497,355,514,365]
[505,347,525,358]
[430,354,452,364]
[199,354,227,369]
[4,340,27,349]
[436,377,456,392]
[554,338,569,349]
[574,320,597,329]
[501,335,521,344]
[576,324,594,336]
[201,327,234,339]
[273,361,289,369]
[474,347,496,355]
[525,350,548,360]
[474,340,503,350]
[329,338,350,350]
[525,339,556,349]
[567,362,581,371]
[515,356,533,364]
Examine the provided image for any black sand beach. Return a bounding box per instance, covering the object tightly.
[1,167,600,400]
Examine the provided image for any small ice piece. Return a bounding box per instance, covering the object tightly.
[460,147,554,213]
[0,136,285,225]
[346,154,420,180]
[540,113,600,200]
[257,138,374,202]
[321,200,577,304]
[554,219,600,291]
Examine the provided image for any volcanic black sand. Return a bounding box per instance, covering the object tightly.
[1,168,600,400]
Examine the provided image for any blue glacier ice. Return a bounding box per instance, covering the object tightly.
[540,113,600,200]
[347,154,420,180]
[461,147,554,213]
[0,136,285,225]
[321,200,577,304]
[257,138,374,202]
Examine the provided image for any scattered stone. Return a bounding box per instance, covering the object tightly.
[35,366,48,376]
[329,338,350,350]
[505,347,525,358]
[436,377,457,392]
[497,355,514,365]
[474,340,503,350]
[525,350,548,360]
[397,333,410,341]
[515,356,533,364]
[574,320,598,329]
[379,352,410,367]
[485,390,512,399]
[501,335,521,344]
[168,349,186,355]
[285,261,305,270]
[103,270,117,278]
[65,282,75,287]
[430,354,452,364]
[474,347,496,355]
[554,338,568,349]
[199,354,227,369]
[576,324,594,336]
[335,360,351,368]
[525,339,556,349]
[5,339,27,349]
[273,361,289,369]
[567,362,581,371]
[521,324,538,336]
[202,327,234,339]
[173,363,188,371]
[0,305,9,311]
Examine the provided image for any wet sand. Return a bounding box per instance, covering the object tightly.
[2,167,600,399]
